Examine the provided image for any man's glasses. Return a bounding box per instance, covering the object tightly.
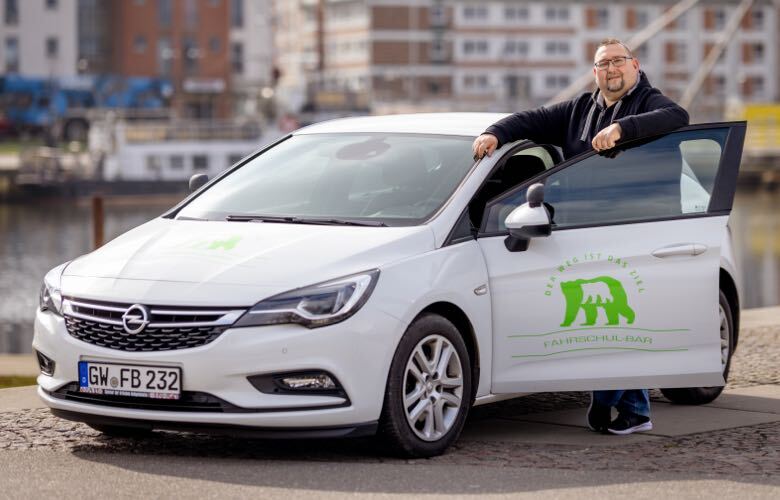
[594,56,633,70]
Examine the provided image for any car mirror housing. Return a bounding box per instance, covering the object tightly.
[504,183,551,252]
[189,173,209,193]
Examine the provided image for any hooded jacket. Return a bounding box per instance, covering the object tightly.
[484,71,689,160]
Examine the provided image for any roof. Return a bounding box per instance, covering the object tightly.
[294,113,510,137]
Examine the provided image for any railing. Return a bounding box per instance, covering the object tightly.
[122,120,263,143]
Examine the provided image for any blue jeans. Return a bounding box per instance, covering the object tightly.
[593,389,650,418]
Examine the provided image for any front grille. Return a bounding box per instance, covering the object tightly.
[63,298,246,352]
[50,383,243,412]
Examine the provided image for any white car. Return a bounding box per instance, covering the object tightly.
[34,113,745,457]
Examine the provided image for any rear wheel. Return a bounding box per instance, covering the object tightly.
[379,313,472,458]
[660,290,734,405]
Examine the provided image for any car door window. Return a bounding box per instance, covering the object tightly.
[483,128,729,232]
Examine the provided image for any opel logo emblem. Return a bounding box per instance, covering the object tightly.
[122,304,150,334]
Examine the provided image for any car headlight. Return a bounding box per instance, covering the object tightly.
[233,270,379,329]
[39,262,69,315]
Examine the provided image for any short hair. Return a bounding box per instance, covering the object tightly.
[596,38,633,58]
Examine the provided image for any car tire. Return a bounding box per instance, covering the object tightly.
[660,290,734,405]
[87,423,154,438]
[379,313,472,458]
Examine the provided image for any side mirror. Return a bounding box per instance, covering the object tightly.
[503,183,551,252]
[189,173,209,193]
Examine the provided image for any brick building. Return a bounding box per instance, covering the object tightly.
[111,0,232,119]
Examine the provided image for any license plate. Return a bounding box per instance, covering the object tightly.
[78,361,181,400]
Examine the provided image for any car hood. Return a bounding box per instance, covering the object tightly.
[63,218,434,301]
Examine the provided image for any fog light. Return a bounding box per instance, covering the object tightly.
[279,374,337,390]
[36,350,55,376]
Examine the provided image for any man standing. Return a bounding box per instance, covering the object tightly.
[472,38,689,435]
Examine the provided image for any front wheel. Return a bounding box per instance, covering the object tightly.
[660,290,734,405]
[379,313,472,458]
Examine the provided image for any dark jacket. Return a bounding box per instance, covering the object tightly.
[484,71,689,160]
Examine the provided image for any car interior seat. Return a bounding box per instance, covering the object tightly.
[361,146,430,216]
[469,153,548,228]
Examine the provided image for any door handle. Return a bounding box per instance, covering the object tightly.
[651,243,708,258]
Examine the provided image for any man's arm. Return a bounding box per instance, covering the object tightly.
[614,92,689,142]
[484,100,574,148]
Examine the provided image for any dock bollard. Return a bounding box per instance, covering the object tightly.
[92,195,104,249]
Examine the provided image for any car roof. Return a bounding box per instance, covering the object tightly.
[294,112,511,137]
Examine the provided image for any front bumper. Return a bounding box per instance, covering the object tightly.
[33,301,403,430]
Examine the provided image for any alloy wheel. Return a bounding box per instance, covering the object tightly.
[402,334,464,442]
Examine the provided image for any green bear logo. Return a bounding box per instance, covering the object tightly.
[559,276,635,327]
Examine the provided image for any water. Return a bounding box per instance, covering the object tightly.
[1,188,778,353]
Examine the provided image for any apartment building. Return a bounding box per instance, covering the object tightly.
[0,0,79,77]
[229,0,275,118]
[273,0,778,119]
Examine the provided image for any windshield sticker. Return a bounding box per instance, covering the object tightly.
[511,253,689,358]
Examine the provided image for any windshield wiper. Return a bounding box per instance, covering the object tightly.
[225,215,387,227]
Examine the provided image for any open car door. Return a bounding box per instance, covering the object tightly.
[476,122,745,392]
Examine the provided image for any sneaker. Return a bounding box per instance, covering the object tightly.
[586,394,611,432]
[607,413,653,435]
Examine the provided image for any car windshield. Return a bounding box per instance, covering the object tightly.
[176,133,476,226]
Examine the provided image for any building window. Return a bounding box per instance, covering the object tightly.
[545,6,569,22]
[752,77,765,96]
[463,75,489,91]
[158,37,173,76]
[430,39,448,62]
[231,42,243,74]
[713,8,726,30]
[744,43,764,64]
[228,154,244,166]
[544,41,569,56]
[545,74,570,89]
[46,0,58,9]
[230,0,243,28]
[4,36,18,72]
[192,155,209,171]
[46,37,59,58]
[463,39,488,55]
[184,0,198,28]
[209,36,221,53]
[711,75,726,96]
[183,37,199,74]
[593,7,608,28]
[430,5,446,26]
[504,40,529,57]
[750,9,764,29]
[635,9,649,28]
[170,155,185,170]
[463,5,488,21]
[505,5,528,21]
[666,42,687,64]
[4,0,18,25]
[158,0,172,27]
[676,12,687,29]
[133,35,147,54]
[146,155,162,177]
